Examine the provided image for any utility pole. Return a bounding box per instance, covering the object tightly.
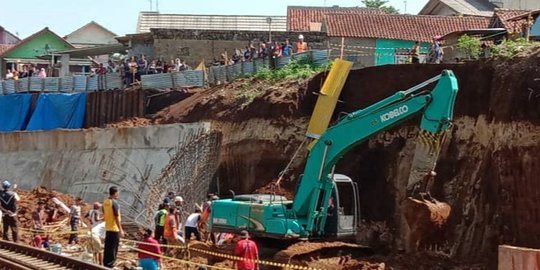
[404,0,408,14]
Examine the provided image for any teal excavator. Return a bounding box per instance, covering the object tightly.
[209,70,458,243]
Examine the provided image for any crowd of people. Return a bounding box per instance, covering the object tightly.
[4,65,48,80]
[0,183,260,270]
[216,34,309,66]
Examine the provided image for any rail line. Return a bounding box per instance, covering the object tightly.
[0,240,108,270]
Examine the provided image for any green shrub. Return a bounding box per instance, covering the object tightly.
[491,38,540,58]
[456,34,482,59]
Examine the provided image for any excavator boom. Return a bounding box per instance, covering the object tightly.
[210,70,458,241]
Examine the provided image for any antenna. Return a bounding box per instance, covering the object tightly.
[404,0,407,14]
[156,0,159,12]
[148,0,153,11]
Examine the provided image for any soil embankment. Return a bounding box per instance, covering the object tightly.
[152,51,540,268]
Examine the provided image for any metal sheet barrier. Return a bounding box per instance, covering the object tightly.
[0,74,124,94]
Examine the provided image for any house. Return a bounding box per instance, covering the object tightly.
[0,27,91,77]
[419,0,497,17]
[287,5,385,32]
[322,13,491,66]
[64,21,121,66]
[136,12,287,33]
[64,21,118,48]
[0,26,20,58]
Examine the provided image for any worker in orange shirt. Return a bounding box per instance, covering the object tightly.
[296,34,308,53]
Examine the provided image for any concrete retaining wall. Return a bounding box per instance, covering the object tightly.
[0,123,212,223]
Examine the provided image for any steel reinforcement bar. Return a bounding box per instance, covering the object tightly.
[0,240,108,270]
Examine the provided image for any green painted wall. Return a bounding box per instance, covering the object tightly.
[4,31,72,59]
[375,39,429,66]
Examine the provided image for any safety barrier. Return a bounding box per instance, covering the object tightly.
[206,50,330,85]
[140,70,205,90]
[0,73,124,95]
[18,226,325,270]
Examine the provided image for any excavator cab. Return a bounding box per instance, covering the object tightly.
[323,174,361,239]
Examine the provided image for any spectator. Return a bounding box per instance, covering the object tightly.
[156,59,164,73]
[32,201,46,231]
[137,54,148,78]
[5,69,13,80]
[0,180,19,242]
[129,56,138,82]
[31,231,43,248]
[282,39,292,57]
[232,49,241,64]
[154,203,167,247]
[234,230,259,270]
[184,209,202,241]
[38,68,47,78]
[181,60,191,70]
[296,34,308,53]
[97,63,107,75]
[68,197,82,245]
[411,41,420,64]
[272,41,282,59]
[31,66,38,77]
[103,186,124,268]
[430,37,443,64]
[148,60,157,74]
[174,58,183,72]
[258,43,269,60]
[87,221,104,265]
[107,60,117,73]
[243,46,251,61]
[19,66,29,78]
[137,229,162,270]
[88,202,103,227]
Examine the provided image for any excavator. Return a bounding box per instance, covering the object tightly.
[209,69,458,255]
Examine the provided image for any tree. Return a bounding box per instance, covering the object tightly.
[456,34,482,59]
[361,0,399,14]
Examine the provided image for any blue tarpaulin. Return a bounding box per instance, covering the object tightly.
[0,94,33,132]
[26,93,87,131]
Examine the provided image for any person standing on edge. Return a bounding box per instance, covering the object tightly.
[234,230,259,270]
[68,197,82,245]
[0,181,19,242]
[103,186,124,268]
[296,34,308,54]
[411,41,420,64]
[137,229,162,270]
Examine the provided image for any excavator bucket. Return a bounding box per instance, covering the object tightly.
[404,129,452,251]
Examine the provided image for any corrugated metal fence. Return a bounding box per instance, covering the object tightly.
[140,70,204,89]
[0,73,124,95]
[85,88,145,128]
[207,50,330,85]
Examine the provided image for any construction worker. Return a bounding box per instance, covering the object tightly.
[0,180,19,242]
[296,34,308,54]
[163,206,184,257]
[154,203,167,247]
[68,197,82,245]
[234,230,259,270]
[103,186,124,268]
[137,229,162,270]
[185,209,202,241]
[411,41,420,64]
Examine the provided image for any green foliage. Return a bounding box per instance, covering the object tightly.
[361,0,399,14]
[234,82,259,108]
[491,38,540,58]
[456,34,482,59]
[252,60,331,82]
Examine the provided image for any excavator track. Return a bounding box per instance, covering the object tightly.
[274,241,371,269]
[0,240,107,270]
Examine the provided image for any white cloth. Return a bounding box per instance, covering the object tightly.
[185,213,201,228]
[91,222,106,239]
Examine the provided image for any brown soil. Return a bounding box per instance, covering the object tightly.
[106,49,540,269]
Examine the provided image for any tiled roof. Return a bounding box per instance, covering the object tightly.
[323,13,492,42]
[492,9,539,34]
[0,44,14,55]
[287,6,385,31]
[137,12,287,33]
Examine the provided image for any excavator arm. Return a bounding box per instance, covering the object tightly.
[292,70,458,237]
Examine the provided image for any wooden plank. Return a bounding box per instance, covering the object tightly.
[499,245,540,270]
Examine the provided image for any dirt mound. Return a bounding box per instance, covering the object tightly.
[105,117,153,128]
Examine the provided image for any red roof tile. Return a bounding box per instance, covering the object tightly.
[491,9,539,34]
[324,13,492,42]
[0,44,14,55]
[287,6,385,32]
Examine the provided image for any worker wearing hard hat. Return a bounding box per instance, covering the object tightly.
[296,34,309,53]
[0,180,20,242]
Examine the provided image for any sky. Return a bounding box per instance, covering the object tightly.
[0,0,429,39]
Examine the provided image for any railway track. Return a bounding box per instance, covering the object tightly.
[0,240,108,270]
